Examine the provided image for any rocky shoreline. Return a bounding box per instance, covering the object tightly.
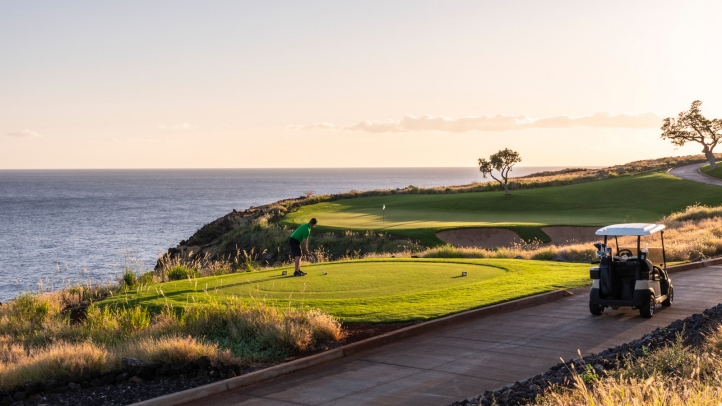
[449,303,722,406]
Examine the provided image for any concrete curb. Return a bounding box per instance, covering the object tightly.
[131,289,573,406]
[668,257,722,273]
[696,166,722,183]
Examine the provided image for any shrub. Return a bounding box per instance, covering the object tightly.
[137,272,154,285]
[117,306,151,336]
[14,294,52,327]
[119,267,138,288]
[166,264,199,281]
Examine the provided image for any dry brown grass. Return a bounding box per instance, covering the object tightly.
[405,204,722,263]
[538,329,722,405]
[180,299,345,354]
[115,335,237,366]
[0,292,344,390]
[0,341,108,389]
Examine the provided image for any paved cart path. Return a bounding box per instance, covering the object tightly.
[669,163,722,186]
[180,267,722,406]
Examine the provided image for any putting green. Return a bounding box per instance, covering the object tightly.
[104,258,589,322]
[282,172,722,245]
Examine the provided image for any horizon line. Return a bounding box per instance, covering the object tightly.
[0,165,602,171]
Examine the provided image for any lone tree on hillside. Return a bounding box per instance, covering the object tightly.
[478,148,521,195]
[661,100,722,169]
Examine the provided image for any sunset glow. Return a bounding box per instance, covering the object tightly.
[2,1,721,168]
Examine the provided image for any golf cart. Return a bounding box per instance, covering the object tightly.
[589,223,673,318]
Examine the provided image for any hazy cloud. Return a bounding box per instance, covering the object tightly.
[4,129,42,138]
[158,123,197,130]
[295,112,662,133]
[217,123,231,130]
[287,122,341,131]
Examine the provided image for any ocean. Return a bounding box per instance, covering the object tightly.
[0,167,569,301]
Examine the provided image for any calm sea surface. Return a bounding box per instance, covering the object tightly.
[0,167,569,301]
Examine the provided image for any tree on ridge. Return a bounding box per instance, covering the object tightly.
[478,148,521,195]
[661,100,722,169]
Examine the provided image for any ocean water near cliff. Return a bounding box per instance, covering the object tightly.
[0,167,568,301]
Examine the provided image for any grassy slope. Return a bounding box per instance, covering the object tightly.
[701,163,722,179]
[104,258,589,323]
[282,172,722,246]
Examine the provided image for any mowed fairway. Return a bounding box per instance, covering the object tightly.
[283,172,722,245]
[103,259,589,322]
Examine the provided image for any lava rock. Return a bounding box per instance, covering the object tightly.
[122,358,147,369]
[195,356,211,370]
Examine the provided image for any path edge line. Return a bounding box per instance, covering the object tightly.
[130,289,572,406]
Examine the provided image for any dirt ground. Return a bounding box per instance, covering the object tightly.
[541,226,600,245]
[436,228,523,248]
[437,226,600,248]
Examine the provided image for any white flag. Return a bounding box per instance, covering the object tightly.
[383,204,386,210]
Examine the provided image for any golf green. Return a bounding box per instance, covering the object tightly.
[283,172,722,245]
[701,163,722,179]
[104,258,589,322]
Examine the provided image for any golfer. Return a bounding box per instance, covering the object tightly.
[289,218,317,276]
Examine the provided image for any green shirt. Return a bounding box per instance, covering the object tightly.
[291,223,312,242]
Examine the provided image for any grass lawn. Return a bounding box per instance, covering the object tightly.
[282,172,722,245]
[701,163,722,179]
[104,258,590,323]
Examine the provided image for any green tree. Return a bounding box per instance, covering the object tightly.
[661,100,722,169]
[478,148,521,195]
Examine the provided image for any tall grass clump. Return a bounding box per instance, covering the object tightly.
[116,335,233,365]
[156,252,233,281]
[179,299,344,362]
[538,331,722,405]
[0,341,108,389]
[0,290,344,390]
[418,243,596,263]
[410,204,722,264]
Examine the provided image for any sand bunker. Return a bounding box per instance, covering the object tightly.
[437,226,601,249]
[541,226,600,245]
[437,228,523,248]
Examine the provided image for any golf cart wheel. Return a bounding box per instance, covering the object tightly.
[639,292,655,318]
[662,286,674,307]
[589,302,604,316]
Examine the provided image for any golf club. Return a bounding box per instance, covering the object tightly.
[312,254,327,275]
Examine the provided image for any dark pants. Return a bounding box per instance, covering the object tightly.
[289,237,302,257]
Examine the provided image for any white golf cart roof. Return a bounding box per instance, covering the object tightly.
[595,223,665,236]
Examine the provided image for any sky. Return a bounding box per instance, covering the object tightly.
[1,0,722,169]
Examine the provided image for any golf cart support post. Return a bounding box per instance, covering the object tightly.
[589,223,673,318]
